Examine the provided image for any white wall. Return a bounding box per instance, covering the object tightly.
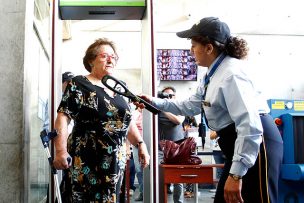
[61,0,304,102]
[62,20,143,94]
[155,33,304,101]
[153,0,304,101]
[244,35,304,99]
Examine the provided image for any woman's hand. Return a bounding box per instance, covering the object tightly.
[126,121,150,167]
[224,176,244,203]
[138,143,150,168]
[53,150,72,169]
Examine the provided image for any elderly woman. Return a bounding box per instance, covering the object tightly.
[53,38,150,202]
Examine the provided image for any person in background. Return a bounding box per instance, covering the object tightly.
[42,71,74,131]
[182,115,198,137]
[209,130,225,197]
[126,141,136,197]
[62,72,75,132]
[210,131,225,179]
[131,107,144,201]
[44,71,75,202]
[158,86,185,203]
[62,71,74,92]
[137,17,283,203]
[182,116,198,198]
[53,38,150,202]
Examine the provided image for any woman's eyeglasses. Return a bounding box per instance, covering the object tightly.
[98,53,119,62]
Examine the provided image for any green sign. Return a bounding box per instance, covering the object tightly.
[60,0,145,7]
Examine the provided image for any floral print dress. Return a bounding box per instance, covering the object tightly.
[57,75,132,202]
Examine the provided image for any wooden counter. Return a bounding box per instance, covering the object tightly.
[159,164,224,203]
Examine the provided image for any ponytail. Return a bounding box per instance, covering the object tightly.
[225,36,249,59]
[192,36,249,60]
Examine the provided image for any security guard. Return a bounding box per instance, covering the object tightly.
[142,17,283,203]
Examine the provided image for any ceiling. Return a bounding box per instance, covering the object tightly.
[62,0,304,41]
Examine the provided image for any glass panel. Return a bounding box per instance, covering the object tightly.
[27,0,51,202]
[34,0,50,54]
[28,29,51,203]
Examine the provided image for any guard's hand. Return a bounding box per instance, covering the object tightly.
[210,131,218,140]
[224,176,244,203]
[133,94,152,110]
[138,143,150,168]
[53,150,72,170]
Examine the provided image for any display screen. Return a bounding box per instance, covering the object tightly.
[157,49,197,81]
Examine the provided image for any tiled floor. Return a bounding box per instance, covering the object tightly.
[168,189,215,203]
[129,185,215,203]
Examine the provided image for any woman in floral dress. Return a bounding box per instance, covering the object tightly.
[53,38,150,202]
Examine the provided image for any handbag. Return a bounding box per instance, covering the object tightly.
[159,137,202,165]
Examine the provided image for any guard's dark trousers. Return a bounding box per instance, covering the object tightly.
[214,114,283,203]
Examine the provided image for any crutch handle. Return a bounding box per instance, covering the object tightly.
[67,157,72,165]
[40,129,58,147]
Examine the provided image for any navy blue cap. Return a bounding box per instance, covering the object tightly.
[176,17,230,44]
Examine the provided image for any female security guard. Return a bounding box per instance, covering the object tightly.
[138,17,283,203]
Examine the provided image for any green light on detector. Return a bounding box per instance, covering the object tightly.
[60,0,146,7]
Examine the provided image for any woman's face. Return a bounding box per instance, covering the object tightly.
[90,45,118,78]
[190,39,209,67]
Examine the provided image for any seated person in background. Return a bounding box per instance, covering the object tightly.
[158,86,185,203]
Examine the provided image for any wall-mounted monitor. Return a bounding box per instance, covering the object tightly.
[157,49,197,81]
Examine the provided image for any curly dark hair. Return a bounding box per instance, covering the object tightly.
[192,36,249,59]
[83,38,118,72]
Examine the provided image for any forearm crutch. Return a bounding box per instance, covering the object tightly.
[40,129,62,203]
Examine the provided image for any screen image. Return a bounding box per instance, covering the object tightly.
[157,49,197,81]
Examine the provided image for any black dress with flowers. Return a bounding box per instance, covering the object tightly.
[57,75,131,202]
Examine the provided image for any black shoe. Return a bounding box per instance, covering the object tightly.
[129,189,134,196]
[184,191,194,198]
[135,193,143,201]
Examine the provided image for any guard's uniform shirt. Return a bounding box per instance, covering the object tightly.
[153,55,268,176]
[153,54,283,203]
